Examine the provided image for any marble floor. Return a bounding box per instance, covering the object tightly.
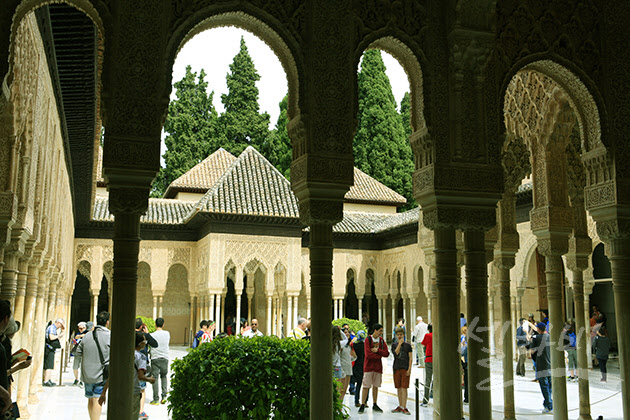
[24,346,623,419]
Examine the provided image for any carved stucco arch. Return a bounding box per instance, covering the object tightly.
[77,259,90,280]
[516,233,538,290]
[356,35,427,137]
[166,9,302,120]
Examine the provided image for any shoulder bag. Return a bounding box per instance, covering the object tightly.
[92,329,109,381]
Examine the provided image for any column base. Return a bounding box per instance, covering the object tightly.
[578,415,592,420]
[28,394,39,405]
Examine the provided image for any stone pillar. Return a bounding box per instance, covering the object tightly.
[495,257,515,420]
[29,270,48,402]
[391,295,396,336]
[17,264,38,415]
[209,294,215,328]
[571,269,591,419]
[267,295,272,336]
[92,291,99,322]
[14,258,28,331]
[235,291,242,335]
[0,252,20,305]
[609,237,630,419]
[287,294,293,332]
[275,296,281,336]
[584,288,592,369]
[216,295,223,334]
[107,210,143,420]
[358,297,363,321]
[339,298,344,320]
[46,283,57,322]
[188,295,195,344]
[488,290,496,356]
[158,295,163,318]
[292,296,298,327]
[434,228,461,419]
[464,230,492,419]
[307,297,311,320]
[309,224,334,419]
[546,255,568,419]
[247,295,253,322]
[152,295,158,320]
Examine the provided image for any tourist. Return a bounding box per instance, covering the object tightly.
[362,312,370,329]
[76,311,110,420]
[528,322,552,414]
[412,316,428,367]
[135,318,159,419]
[86,321,94,332]
[390,326,413,415]
[98,332,156,418]
[358,323,389,414]
[460,313,467,329]
[240,320,250,335]
[332,325,345,399]
[149,317,170,405]
[303,319,311,341]
[200,321,216,342]
[515,318,528,377]
[193,320,208,348]
[72,321,88,386]
[540,310,550,332]
[352,330,369,407]
[0,300,14,416]
[290,318,307,339]
[243,319,263,337]
[460,326,469,404]
[393,318,405,342]
[593,326,611,382]
[43,318,65,387]
[420,324,433,407]
[3,318,32,394]
[562,323,577,381]
[339,326,356,401]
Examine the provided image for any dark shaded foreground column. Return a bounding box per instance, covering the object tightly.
[309,223,333,419]
[464,230,491,419]
[434,228,460,419]
[545,255,568,420]
[571,268,591,419]
[495,256,515,420]
[108,212,141,420]
[609,237,630,420]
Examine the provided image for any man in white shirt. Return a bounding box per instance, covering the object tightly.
[243,319,263,337]
[411,316,428,367]
[290,318,307,339]
[149,317,170,405]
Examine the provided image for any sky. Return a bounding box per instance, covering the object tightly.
[164,26,410,161]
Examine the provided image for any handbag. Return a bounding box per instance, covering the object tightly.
[92,329,109,381]
[45,336,61,350]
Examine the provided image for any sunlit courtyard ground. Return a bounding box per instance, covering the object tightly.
[27,346,623,419]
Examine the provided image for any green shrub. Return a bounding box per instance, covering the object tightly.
[169,336,348,419]
[332,318,367,334]
[136,315,156,333]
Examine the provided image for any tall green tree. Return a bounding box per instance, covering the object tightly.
[153,65,218,196]
[218,37,270,155]
[261,94,292,178]
[400,92,413,139]
[354,50,415,208]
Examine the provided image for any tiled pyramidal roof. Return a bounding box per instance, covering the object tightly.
[333,207,419,234]
[345,168,407,205]
[93,196,194,225]
[189,146,299,219]
[163,148,237,198]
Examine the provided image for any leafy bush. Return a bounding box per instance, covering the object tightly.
[136,315,156,333]
[332,318,367,334]
[169,336,348,419]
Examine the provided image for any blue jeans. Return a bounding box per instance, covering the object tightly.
[538,376,552,410]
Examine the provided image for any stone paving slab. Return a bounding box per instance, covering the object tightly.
[24,347,623,419]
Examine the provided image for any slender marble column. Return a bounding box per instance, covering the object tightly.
[188,296,195,344]
[465,231,492,419]
[310,224,334,419]
[340,298,344,320]
[158,295,163,318]
[609,237,630,419]
[287,294,293,332]
[17,264,38,414]
[0,253,19,305]
[358,297,363,320]
[267,296,272,335]
[434,228,460,420]
[107,213,141,420]
[209,295,215,335]
[546,256,568,420]
[220,295,225,333]
[391,297,396,335]
[235,292,242,335]
[248,295,253,322]
[293,296,298,326]
[152,296,158,320]
[92,292,99,322]
[488,291,496,356]
[13,259,28,340]
[571,270,591,419]
[496,259,515,419]
[29,273,48,403]
[307,297,311,320]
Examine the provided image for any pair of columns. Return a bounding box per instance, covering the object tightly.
[151,295,164,320]
[333,297,344,320]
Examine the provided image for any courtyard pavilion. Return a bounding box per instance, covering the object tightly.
[1,2,629,419]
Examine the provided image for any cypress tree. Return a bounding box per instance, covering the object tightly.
[218,37,270,155]
[154,65,218,196]
[354,50,415,208]
[400,92,413,139]
[261,94,292,178]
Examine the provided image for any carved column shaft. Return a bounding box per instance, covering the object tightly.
[0,252,19,304]
[13,258,28,348]
[309,224,334,419]
[17,264,38,413]
[434,228,460,419]
[266,296,272,336]
[29,270,48,402]
[464,230,491,418]
[571,270,591,419]
[496,259,515,420]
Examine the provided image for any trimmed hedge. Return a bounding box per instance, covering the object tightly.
[169,336,348,419]
[332,318,367,335]
[136,316,156,333]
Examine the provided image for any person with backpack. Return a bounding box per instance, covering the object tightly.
[352,331,369,407]
[43,318,65,387]
[72,321,88,387]
[75,312,110,420]
[135,318,158,419]
[192,320,208,348]
[562,323,578,381]
[358,323,389,414]
[593,326,612,382]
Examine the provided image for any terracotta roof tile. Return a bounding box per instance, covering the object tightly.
[344,168,407,205]
[331,207,419,234]
[93,196,194,225]
[191,146,299,219]
[163,148,237,198]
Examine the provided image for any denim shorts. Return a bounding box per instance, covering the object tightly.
[333,365,343,380]
[84,381,106,398]
[140,381,147,390]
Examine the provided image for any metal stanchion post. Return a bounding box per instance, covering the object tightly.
[58,349,64,385]
[416,378,419,420]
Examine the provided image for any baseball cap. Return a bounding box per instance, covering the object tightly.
[536,322,546,331]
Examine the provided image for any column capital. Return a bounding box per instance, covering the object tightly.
[108,186,149,216]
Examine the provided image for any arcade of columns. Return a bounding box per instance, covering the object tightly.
[2,2,630,420]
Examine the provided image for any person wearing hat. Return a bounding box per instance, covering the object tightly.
[351,330,369,408]
[2,318,32,394]
[72,322,88,387]
[527,321,552,414]
[43,318,65,387]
